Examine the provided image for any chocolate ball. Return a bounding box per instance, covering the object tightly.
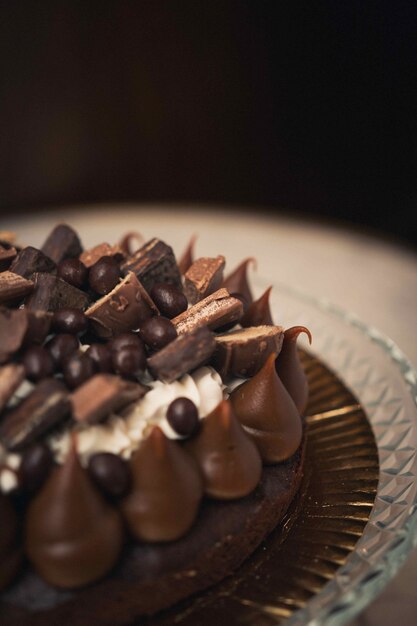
[22,345,55,381]
[63,353,95,389]
[150,283,188,318]
[112,345,146,378]
[89,257,120,295]
[20,443,54,493]
[109,332,144,353]
[87,343,113,373]
[46,333,79,368]
[88,452,131,498]
[139,316,177,351]
[52,308,88,335]
[167,397,199,437]
[57,258,87,289]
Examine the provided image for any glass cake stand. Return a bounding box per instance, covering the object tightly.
[262,277,417,626]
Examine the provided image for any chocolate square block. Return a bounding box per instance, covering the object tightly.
[122,238,182,292]
[25,272,90,311]
[10,246,56,279]
[172,288,243,335]
[184,255,225,304]
[41,223,83,264]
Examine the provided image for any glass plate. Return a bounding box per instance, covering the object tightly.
[262,277,417,625]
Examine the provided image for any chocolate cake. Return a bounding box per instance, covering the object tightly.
[0,225,311,625]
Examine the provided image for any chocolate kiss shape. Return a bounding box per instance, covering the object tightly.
[25,440,124,588]
[0,493,22,590]
[240,286,273,327]
[186,399,262,499]
[276,326,312,414]
[178,234,197,274]
[121,427,203,542]
[222,258,256,307]
[229,353,302,464]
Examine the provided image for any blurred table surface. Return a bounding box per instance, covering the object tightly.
[2,204,417,625]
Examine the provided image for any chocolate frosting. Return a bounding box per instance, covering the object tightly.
[0,493,22,591]
[186,399,262,499]
[222,258,255,306]
[240,286,273,327]
[25,440,124,588]
[121,427,203,542]
[178,234,197,274]
[276,326,312,414]
[229,353,302,464]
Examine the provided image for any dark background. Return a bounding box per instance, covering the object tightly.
[1,1,416,246]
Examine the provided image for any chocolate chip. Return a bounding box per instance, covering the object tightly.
[111,345,146,379]
[52,308,88,335]
[167,398,199,437]
[87,343,113,373]
[63,353,96,389]
[150,283,188,318]
[88,452,131,498]
[57,258,88,289]
[109,332,144,353]
[89,257,121,295]
[20,443,54,493]
[45,333,79,367]
[139,316,177,351]
[22,346,55,382]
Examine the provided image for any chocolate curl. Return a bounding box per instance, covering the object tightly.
[276,326,312,415]
[178,234,197,274]
[222,257,256,308]
[119,232,144,257]
[240,286,273,327]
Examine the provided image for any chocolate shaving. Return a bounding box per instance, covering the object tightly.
[212,325,284,379]
[0,379,71,451]
[184,255,225,304]
[0,271,34,306]
[25,272,90,312]
[0,245,17,271]
[172,288,243,335]
[79,243,125,268]
[121,238,182,292]
[71,374,147,424]
[9,246,56,279]
[0,364,25,413]
[41,224,83,264]
[147,326,216,383]
[119,232,144,257]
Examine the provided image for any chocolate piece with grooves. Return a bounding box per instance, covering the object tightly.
[85,272,158,339]
[9,246,56,279]
[80,243,125,268]
[147,326,216,383]
[172,288,243,335]
[41,224,83,264]
[25,273,90,312]
[0,245,17,271]
[121,238,182,292]
[0,271,34,305]
[0,364,25,412]
[184,255,225,304]
[212,325,284,379]
[0,379,71,452]
[70,373,148,424]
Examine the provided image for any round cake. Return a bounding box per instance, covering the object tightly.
[0,226,310,625]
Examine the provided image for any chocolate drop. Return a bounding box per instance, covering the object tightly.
[186,400,262,499]
[178,234,197,274]
[276,326,312,414]
[25,441,124,588]
[0,493,22,591]
[240,286,274,327]
[229,353,302,464]
[121,427,203,542]
[222,257,256,306]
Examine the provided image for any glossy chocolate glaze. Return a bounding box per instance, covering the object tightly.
[240,286,273,327]
[230,353,302,464]
[276,326,312,414]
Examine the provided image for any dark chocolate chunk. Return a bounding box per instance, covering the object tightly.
[0,307,29,363]
[184,255,225,304]
[70,373,148,424]
[80,242,125,268]
[25,272,90,311]
[0,271,34,305]
[212,325,284,379]
[121,238,182,292]
[0,245,17,271]
[9,246,56,279]
[0,379,71,451]
[41,223,83,264]
[167,397,199,437]
[88,452,131,498]
[57,258,87,289]
[19,443,54,493]
[172,288,243,336]
[150,283,188,318]
[0,363,25,412]
[147,326,216,383]
[85,272,158,339]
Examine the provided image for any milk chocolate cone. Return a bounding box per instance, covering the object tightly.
[122,427,203,542]
[240,286,273,327]
[0,493,22,590]
[25,441,124,588]
[222,258,255,307]
[178,235,197,274]
[230,353,302,463]
[276,326,312,414]
[186,400,262,499]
